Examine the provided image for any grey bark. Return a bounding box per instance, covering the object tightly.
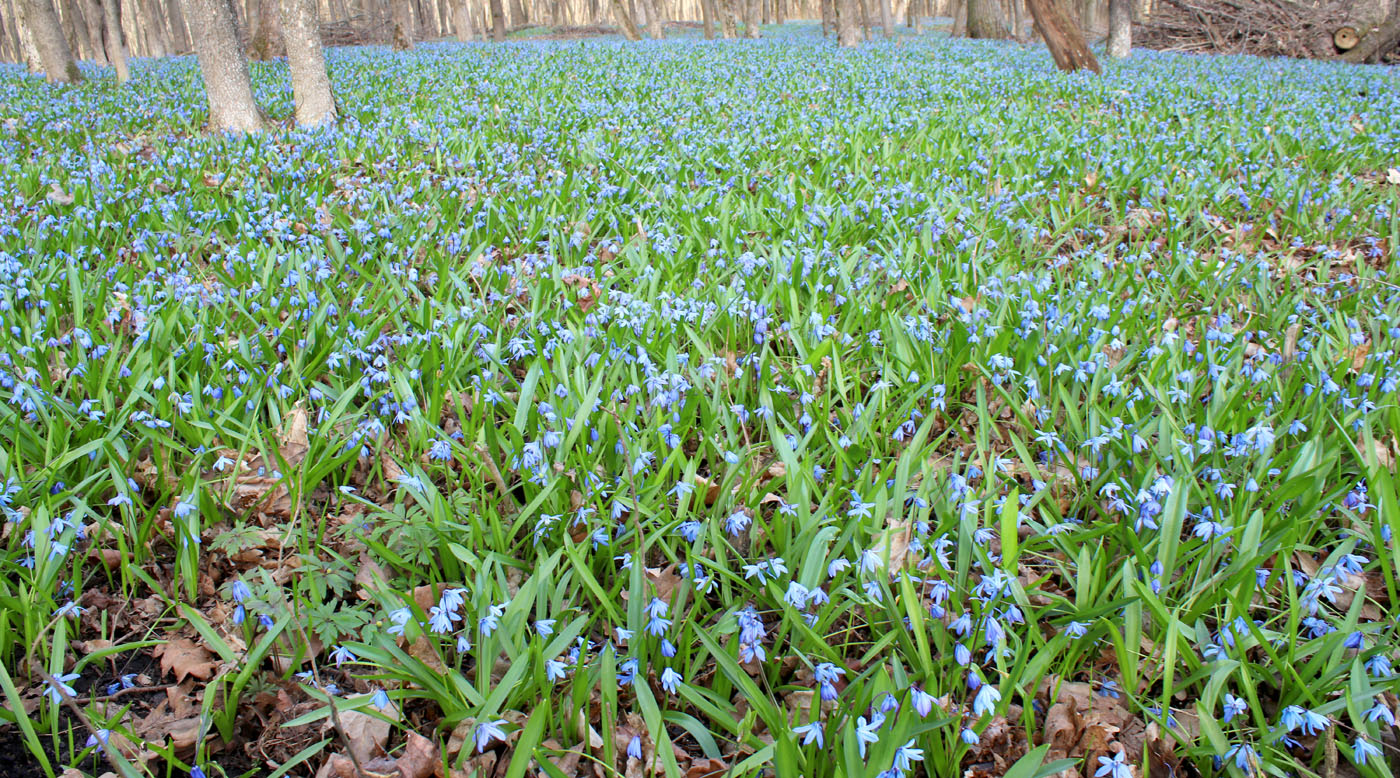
[877,0,889,36]
[699,0,712,37]
[280,0,335,126]
[82,0,108,62]
[16,0,43,72]
[247,0,282,57]
[508,0,524,24]
[20,0,82,81]
[101,0,129,80]
[965,0,1005,37]
[391,0,413,48]
[183,0,264,132]
[835,0,857,45]
[488,0,503,39]
[640,0,661,37]
[743,0,757,36]
[452,0,472,38]
[951,0,965,34]
[1105,0,1127,55]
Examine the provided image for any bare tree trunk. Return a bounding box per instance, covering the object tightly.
[80,0,109,62]
[1104,0,1126,55]
[718,0,734,35]
[856,0,869,38]
[183,0,264,131]
[608,0,636,36]
[0,0,20,62]
[835,0,857,44]
[743,0,757,35]
[639,0,661,36]
[391,0,413,47]
[101,0,128,80]
[488,0,504,37]
[143,0,171,53]
[509,0,525,24]
[20,0,82,81]
[1009,0,1022,38]
[951,0,965,34]
[247,0,282,57]
[819,0,829,35]
[64,0,97,60]
[877,0,889,35]
[453,0,472,37]
[280,0,335,125]
[1024,0,1099,70]
[965,0,1004,36]
[15,0,44,72]
[699,0,713,37]
[166,0,192,51]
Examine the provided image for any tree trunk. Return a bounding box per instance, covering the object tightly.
[819,0,829,36]
[965,0,1005,37]
[101,0,129,80]
[81,0,109,62]
[488,0,504,38]
[1009,0,1022,38]
[183,0,264,132]
[743,0,757,36]
[607,0,636,37]
[1023,0,1099,71]
[835,0,857,44]
[247,0,282,57]
[699,0,712,37]
[453,0,472,38]
[951,0,965,34]
[1104,0,1126,55]
[717,0,734,36]
[856,0,868,38]
[877,0,889,36]
[391,0,413,47]
[16,0,44,72]
[166,0,192,51]
[142,0,171,53]
[20,0,82,82]
[279,0,335,125]
[640,0,661,36]
[509,0,525,25]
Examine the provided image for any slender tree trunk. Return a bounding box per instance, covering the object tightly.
[877,0,889,36]
[280,0,335,125]
[488,0,504,37]
[608,0,637,36]
[1009,0,1022,38]
[508,0,524,24]
[453,0,472,37]
[819,0,829,35]
[167,0,192,50]
[143,0,171,53]
[247,0,283,57]
[856,0,868,38]
[835,0,857,44]
[101,0,128,80]
[965,0,1004,36]
[1105,0,1126,55]
[951,0,965,34]
[64,0,96,60]
[16,0,44,72]
[0,0,20,62]
[20,0,82,81]
[183,0,265,132]
[1023,0,1099,70]
[81,0,109,62]
[699,0,713,37]
[391,0,413,47]
[743,0,757,35]
[639,0,660,36]
[718,0,733,35]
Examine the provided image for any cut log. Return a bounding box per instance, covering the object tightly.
[1343,9,1400,63]
[1024,0,1100,72]
[1333,25,1357,50]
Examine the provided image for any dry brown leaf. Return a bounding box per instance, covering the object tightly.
[686,758,728,778]
[871,518,914,571]
[47,183,74,205]
[335,709,393,764]
[155,638,217,683]
[395,731,439,778]
[1387,168,1400,185]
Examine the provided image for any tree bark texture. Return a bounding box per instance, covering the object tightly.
[877,0,889,36]
[21,0,82,81]
[965,0,1005,37]
[183,0,265,132]
[280,0,336,125]
[835,0,857,45]
[640,0,661,37]
[81,0,108,62]
[452,0,472,39]
[1105,0,1127,56]
[1343,6,1400,63]
[608,0,638,38]
[743,0,758,36]
[102,0,129,80]
[699,0,713,37]
[247,0,283,57]
[1024,0,1099,71]
[391,0,413,47]
[488,0,504,39]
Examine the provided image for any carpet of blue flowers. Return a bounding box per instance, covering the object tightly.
[2,25,1400,778]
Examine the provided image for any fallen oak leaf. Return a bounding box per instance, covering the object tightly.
[154,637,216,683]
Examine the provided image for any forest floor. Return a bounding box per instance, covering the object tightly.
[1,25,1399,778]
